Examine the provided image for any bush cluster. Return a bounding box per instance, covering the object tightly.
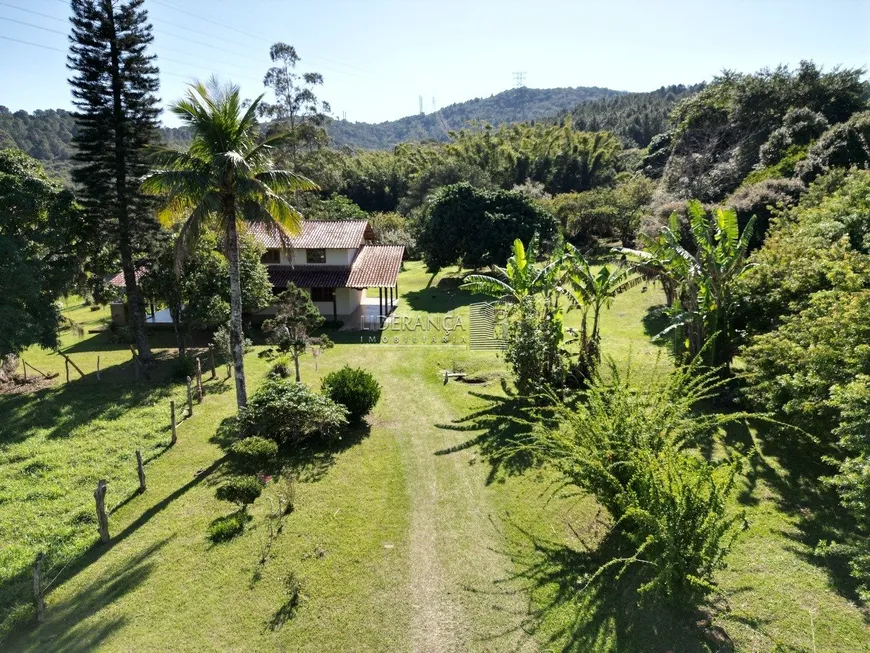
[238,377,348,445]
[215,475,264,510]
[533,360,746,602]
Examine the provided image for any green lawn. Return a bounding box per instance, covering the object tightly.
[1,262,868,651]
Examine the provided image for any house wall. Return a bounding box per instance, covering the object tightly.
[336,287,364,316]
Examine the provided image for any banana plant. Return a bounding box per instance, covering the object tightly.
[559,244,642,369]
[622,200,755,370]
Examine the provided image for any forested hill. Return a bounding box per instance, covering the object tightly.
[327,86,625,149]
[561,84,705,147]
[1,85,627,182]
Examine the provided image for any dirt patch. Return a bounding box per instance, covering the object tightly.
[0,375,55,395]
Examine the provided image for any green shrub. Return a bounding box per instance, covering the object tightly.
[215,475,264,510]
[208,511,250,543]
[531,359,747,603]
[238,378,348,445]
[268,355,293,379]
[321,366,382,423]
[229,437,279,473]
[171,354,197,381]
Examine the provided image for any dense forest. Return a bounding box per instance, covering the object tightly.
[1,86,628,184]
[327,85,625,149]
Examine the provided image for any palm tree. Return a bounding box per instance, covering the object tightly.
[142,79,317,409]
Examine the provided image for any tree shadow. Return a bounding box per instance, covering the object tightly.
[4,537,172,652]
[0,353,182,446]
[434,382,556,483]
[496,521,730,652]
[729,419,868,613]
[641,304,672,349]
[403,276,486,314]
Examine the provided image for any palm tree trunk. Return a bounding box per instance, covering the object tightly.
[225,209,248,408]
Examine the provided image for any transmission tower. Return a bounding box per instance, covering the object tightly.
[512,71,526,88]
[419,95,424,115]
[513,71,528,121]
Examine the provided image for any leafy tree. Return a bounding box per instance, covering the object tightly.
[797,110,870,183]
[299,193,367,221]
[68,0,163,362]
[0,149,87,356]
[418,182,557,272]
[530,359,747,603]
[263,284,328,382]
[735,169,870,333]
[142,79,317,409]
[663,61,869,201]
[462,239,566,391]
[259,43,331,175]
[141,230,272,355]
[238,378,348,445]
[723,177,805,248]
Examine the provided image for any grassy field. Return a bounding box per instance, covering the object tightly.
[0,262,868,651]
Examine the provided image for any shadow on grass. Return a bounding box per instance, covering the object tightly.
[434,382,556,483]
[403,275,486,314]
[722,416,869,613]
[490,521,728,653]
[4,537,172,652]
[211,417,371,484]
[641,304,672,349]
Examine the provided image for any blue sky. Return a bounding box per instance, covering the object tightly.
[1,0,868,126]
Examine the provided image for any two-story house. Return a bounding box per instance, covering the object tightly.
[250,220,404,324]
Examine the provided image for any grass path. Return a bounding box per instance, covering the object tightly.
[3,265,870,651]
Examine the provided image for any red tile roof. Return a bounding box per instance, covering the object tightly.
[347,245,404,288]
[108,267,147,288]
[247,220,374,249]
[267,245,404,290]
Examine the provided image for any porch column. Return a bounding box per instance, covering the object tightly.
[333,293,337,322]
[379,287,383,324]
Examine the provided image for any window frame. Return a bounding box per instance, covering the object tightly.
[260,249,280,264]
[310,287,335,302]
[306,248,327,264]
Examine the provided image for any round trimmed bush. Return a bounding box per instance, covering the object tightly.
[321,366,381,423]
[215,475,264,509]
[229,436,279,473]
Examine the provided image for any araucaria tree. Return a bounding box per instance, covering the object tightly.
[142,79,317,409]
[68,0,162,363]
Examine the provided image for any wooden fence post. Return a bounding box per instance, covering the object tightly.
[209,345,216,380]
[65,359,70,384]
[33,552,45,623]
[22,358,27,382]
[96,355,101,381]
[170,400,177,445]
[136,450,146,493]
[186,377,193,417]
[94,480,109,543]
[196,358,203,404]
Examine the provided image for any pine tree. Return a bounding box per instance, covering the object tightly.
[68,0,161,362]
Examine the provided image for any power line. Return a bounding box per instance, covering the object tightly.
[0,14,66,36]
[0,1,66,24]
[148,0,375,77]
[0,33,64,52]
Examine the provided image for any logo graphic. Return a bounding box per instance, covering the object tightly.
[469,302,508,351]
